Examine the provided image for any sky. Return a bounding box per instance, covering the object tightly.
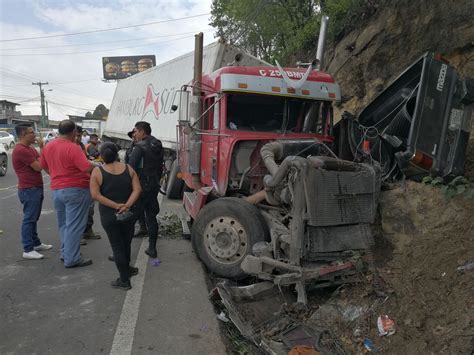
[0,0,215,120]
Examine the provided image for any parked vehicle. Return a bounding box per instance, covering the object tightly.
[0,143,8,176]
[103,40,267,198]
[82,119,104,137]
[39,130,58,145]
[0,131,15,149]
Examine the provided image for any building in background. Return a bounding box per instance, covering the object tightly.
[0,100,22,125]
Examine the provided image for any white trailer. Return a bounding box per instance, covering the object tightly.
[82,119,104,136]
[104,41,266,153]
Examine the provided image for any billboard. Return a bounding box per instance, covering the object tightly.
[102,55,156,80]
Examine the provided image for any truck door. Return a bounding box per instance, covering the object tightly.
[200,96,220,187]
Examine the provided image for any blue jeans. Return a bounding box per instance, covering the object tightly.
[18,187,44,253]
[52,187,91,267]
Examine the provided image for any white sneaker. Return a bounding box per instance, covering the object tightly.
[34,243,53,251]
[23,250,44,259]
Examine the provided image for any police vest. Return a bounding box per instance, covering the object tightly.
[137,136,163,180]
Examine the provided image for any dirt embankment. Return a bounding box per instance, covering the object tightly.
[317,136,474,354]
[373,179,474,354]
[325,0,474,119]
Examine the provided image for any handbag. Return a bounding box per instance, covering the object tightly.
[115,209,134,223]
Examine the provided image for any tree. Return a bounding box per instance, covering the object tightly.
[85,111,93,119]
[210,0,378,64]
[92,104,109,120]
[210,0,321,64]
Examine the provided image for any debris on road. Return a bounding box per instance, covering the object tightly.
[457,260,474,272]
[216,311,229,323]
[377,315,396,336]
[159,212,182,239]
[363,338,379,352]
[150,259,161,267]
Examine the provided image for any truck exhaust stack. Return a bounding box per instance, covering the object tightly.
[315,15,329,70]
[193,32,203,97]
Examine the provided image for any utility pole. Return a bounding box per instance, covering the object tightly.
[32,82,48,128]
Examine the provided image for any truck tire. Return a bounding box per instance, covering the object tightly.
[192,197,269,279]
[166,159,184,199]
[0,154,7,176]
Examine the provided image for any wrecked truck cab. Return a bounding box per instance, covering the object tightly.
[339,52,474,180]
[176,30,382,305]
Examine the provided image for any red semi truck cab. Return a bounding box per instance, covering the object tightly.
[178,65,341,217]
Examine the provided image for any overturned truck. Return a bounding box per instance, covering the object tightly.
[336,52,474,181]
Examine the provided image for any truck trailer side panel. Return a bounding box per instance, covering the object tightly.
[104,41,267,150]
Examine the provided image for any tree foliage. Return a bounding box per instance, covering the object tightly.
[211,0,320,64]
[85,104,109,120]
[210,0,378,64]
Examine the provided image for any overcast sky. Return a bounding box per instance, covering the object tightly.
[0,0,215,119]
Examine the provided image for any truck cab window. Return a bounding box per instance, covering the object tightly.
[226,93,326,133]
[202,97,215,130]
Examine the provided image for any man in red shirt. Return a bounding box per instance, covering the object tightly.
[12,124,52,259]
[41,120,95,268]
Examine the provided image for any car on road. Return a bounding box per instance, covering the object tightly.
[0,143,8,176]
[40,130,58,145]
[0,131,15,149]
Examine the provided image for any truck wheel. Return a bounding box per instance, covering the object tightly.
[166,159,184,199]
[0,154,7,176]
[192,197,269,279]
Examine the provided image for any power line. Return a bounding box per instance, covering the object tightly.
[0,68,40,82]
[48,100,95,111]
[48,85,111,103]
[0,93,39,100]
[0,30,209,51]
[0,13,210,42]
[2,78,100,87]
[232,0,267,45]
[0,31,212,56]
[17,96,41,103]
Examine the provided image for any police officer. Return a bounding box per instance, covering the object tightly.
[125,129,148,238]
[128,121,163,258]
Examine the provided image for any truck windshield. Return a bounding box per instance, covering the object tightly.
[226,93,327,133]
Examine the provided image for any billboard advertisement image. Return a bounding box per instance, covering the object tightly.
[102,55,156,80]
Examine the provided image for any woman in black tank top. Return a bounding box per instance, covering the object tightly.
[90,143,141,290]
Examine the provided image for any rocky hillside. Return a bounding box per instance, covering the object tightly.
[325,0,474,118]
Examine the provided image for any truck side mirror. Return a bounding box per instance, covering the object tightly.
[178,90,190,122]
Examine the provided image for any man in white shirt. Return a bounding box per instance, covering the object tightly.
[81,130,90,145]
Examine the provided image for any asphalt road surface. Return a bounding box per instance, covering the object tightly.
[0,149,226,354]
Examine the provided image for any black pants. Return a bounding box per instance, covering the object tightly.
[136,188,160,242]
[101,214,134,282]
[84,201,95,232]
[138,212,147,231]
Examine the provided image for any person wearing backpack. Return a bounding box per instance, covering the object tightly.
[127,121,164,258]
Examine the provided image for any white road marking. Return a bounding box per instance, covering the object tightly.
[1,181,51,200]
[0,184,17,191]
[110,194,164,355]
[1,191,18,200]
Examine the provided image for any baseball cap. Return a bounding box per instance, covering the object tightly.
[127,130,134,139]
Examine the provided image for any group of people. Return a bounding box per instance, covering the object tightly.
[12,120,164,290]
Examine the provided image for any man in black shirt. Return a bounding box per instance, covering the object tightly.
[128,121,163,258]
[125,129,148,238]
